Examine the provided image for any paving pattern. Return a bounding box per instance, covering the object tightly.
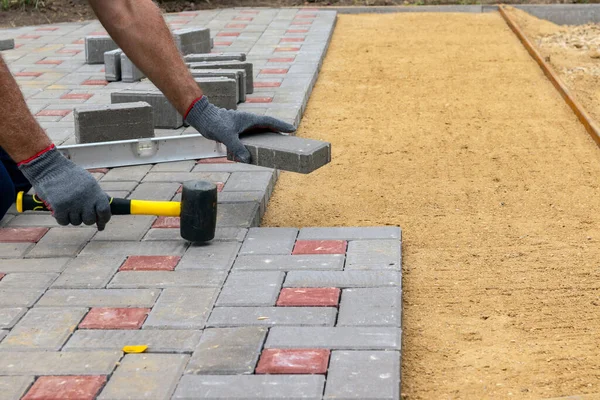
[0,7,403,400]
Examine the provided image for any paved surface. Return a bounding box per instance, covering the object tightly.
[0,7,403,400]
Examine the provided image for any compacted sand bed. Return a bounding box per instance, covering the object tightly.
[263,12,600,399]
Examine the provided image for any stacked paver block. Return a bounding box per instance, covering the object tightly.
[191,69,247,103]
[193,77,238,109]
[120,52,145,82]
[85,35,118,64]
[173,27,211,55]
[103,48,123,82]
[74,102,154,144]
[111,90,183,129]
[0,38,14,50]
[188,61,254,94]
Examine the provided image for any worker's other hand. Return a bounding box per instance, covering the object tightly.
[18,145,111,230]
[185,96,296,163]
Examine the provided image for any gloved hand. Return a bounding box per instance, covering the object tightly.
[185,96,296,163]
[18,145,111,230]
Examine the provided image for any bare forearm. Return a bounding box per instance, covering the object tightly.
[88,0,201,114]
[0,57,52,163]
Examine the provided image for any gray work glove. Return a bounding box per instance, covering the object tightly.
[18,146,111,230]
[185,96,296,163]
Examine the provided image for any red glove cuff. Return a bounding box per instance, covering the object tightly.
[184,96,204,120]
[17,143,55,167]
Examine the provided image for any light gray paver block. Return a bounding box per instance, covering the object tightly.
[150,162,195,173]
[0,38,15,51]
[85,36,118,64]
[128,181,181,200]
[0,376,34,400]
[186,327,266,375]
[266,327,402,350]
[111,90,183,128]
[101,164,152,182]
[217,202,260,228]
[92,215,155,241]
[207,307,336,327]
[284,271,401,288]
[338,288,402,327]
[236,132,331,173]
[0,243,33,258]
[217,271,284,307]
[51,256,126,289]
[144,227,247,242]
[0,351,121,375]
[189,61,254,94]
[5,214,60,228]
[233,254,345,271]
[324,351,401,400]
[346,240,401,270]
[0,258,70,273]
[0,308,26,329]
[239,227,298,255]
[222,171,273,193]
[298,227,402,240]
[104,48,122,81]
[141,171,229,184]
[0,273,58,289]
[173,375,325,400]
[80,241,187,256]
[191,69,247,103]
[194,77,238,109]
[120,52,145,82]
[37,289,159,307]
[75,102,154,144]
[108,270,226,288]
[26,227,95,258]
[63,329,201,353]
[177,241,241,270]
[184,52,246,62]
[0,307,86,351]
[144,288,217,329]
[0,290,43,307]
[98,354,189,400]
[174,27,211,55]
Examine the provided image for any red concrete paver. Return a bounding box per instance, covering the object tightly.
[36,59,63,65]
[277,288,341,307]
[86,168,109,174]
[22,376,107,400]
[214,41,233,46]
[15,72,43,77]
[240,10,259,14]
[81,79,108,86]
[0,273,5,281]
[153,216,181,229]
[36,109,71,117]
[18,35,41,39]
[291,21,313,25]
[246,97,273,104]
[274,47,300,52]
[256,349,330,374]
[254,82,281,88]
[260,68,289,74]
[287,29,309,34]
[292,240,348,255]
[0,227,49,243]
[197,157,235,164]
[281,38,305,43]
[72,39,84,44]
[226,23,247,29]
[268,57,295,63]
[79,308,150,329]
[217,32,240,37]
[233,16,253,21]
[61,93,93,100]
[57,49,82,55]
[119,255,181,271]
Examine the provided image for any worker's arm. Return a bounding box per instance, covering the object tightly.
[88,0,296,163]
[0,57,111,229]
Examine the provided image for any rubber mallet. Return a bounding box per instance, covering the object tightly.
[16,180,217,242]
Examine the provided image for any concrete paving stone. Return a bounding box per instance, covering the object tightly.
[188,61,254,93]
[51,256,126,289]
[208,306,336,327]
[63,329,201,353]
[193,162,271,172]
[0,307,87,351]
[173,375,325,400]
[150,161,196,173]
[120,52,145,82]
[0,290,44,307]
[112,90,183,128]
[255,348,330,374]
[174,27,211,55]
[0,273,58,289]
[324,351,400,400]
[338,287,402,327]
[223,171,274,192]
[85,36,117,64]
[239,227,297,255]
[191,69,246,103]
[237,132,331,173]
[218,191,266,216]
[346,240,401,270]
[0,38,15,51]
[0,308,27,329]
[194,77,238,109]
[233,254,345,271]
[80,241,188,256]
[98,354,189,400]
[0,243,33,258]
[22,376,107,400]
[98,180,139,191]
[0,351,121,375]
[284,271,401,288]
[92,215,155,241]
[217,202,260,228]
[108,270,227,288]
[26,227,95,258]
[37,289,159,308]
[101,164,152,182]
[298,227,402,241]
[186,326,267,375]
[216,271,284,306]
[266,327,402,350]
[0,376,34,400]
[144,287,217,329]
[141,171,229,184]
[177,241,241,270]
[75,102,154,143]
[184,52,247,62]
[104,48,122,81]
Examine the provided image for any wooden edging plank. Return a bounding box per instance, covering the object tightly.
[498,5,600,147]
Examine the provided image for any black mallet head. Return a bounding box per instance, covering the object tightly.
[180,180,217,242]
